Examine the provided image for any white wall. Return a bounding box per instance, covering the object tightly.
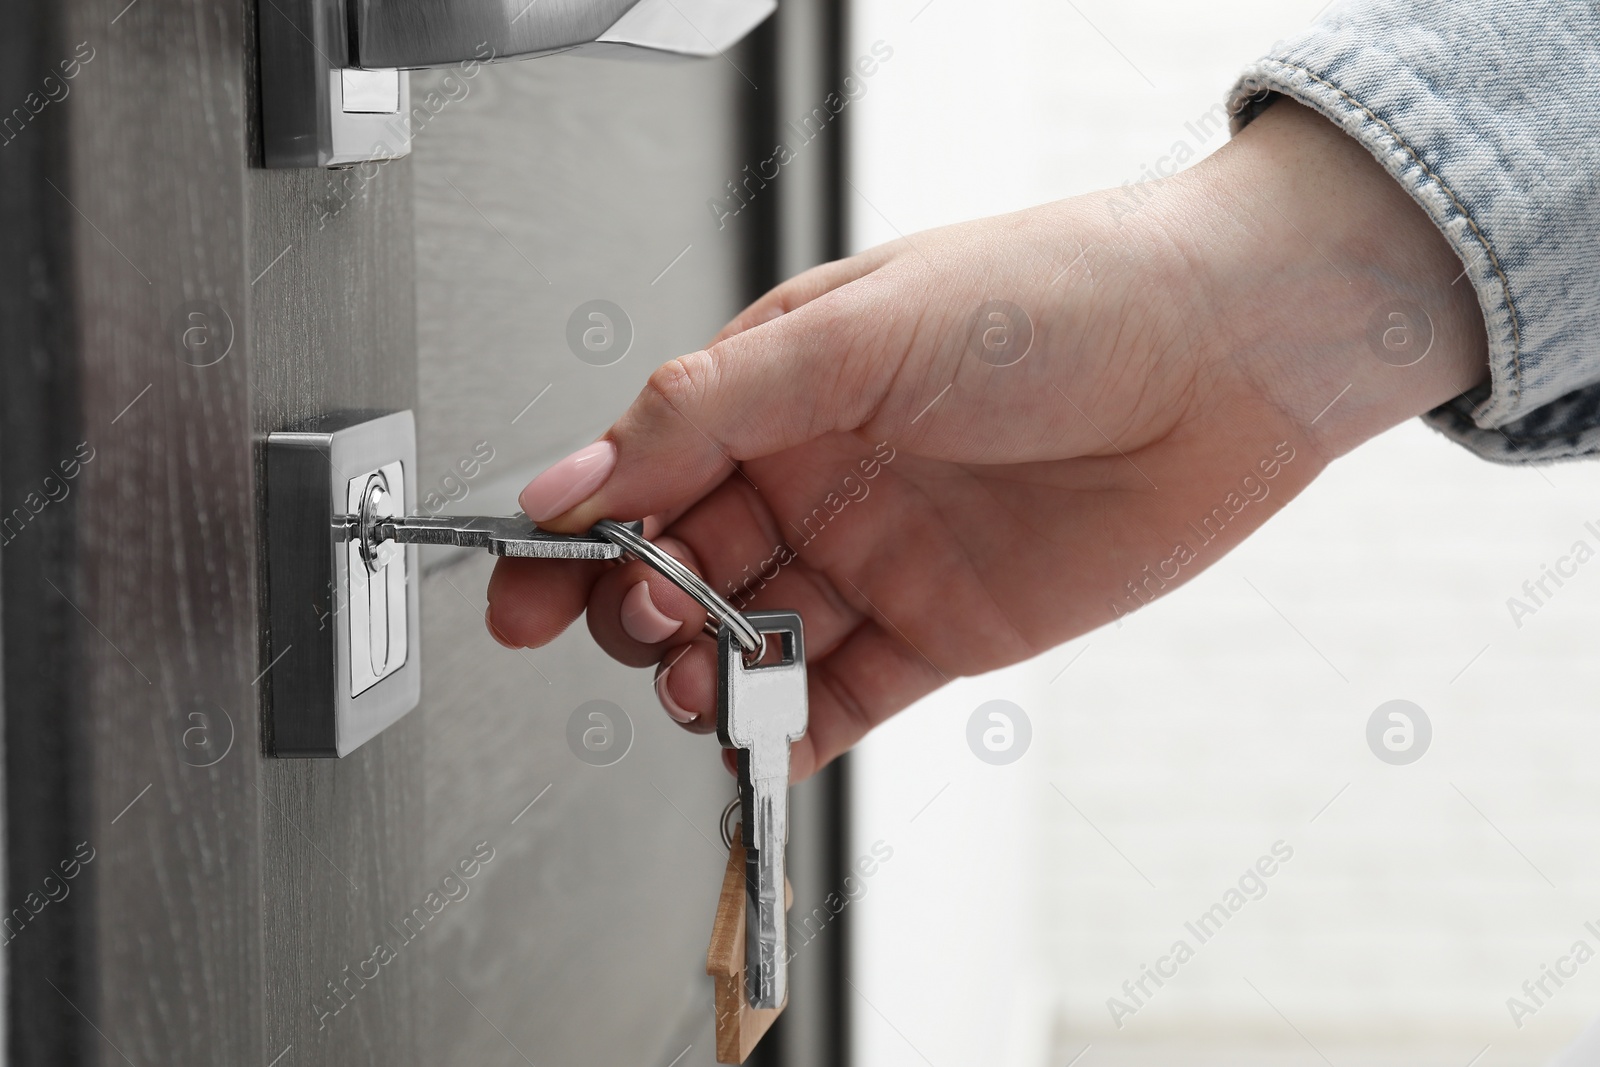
[847,2,1600,1064]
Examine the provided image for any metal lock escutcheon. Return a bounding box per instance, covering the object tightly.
[266,410,421,757]
[265,410,633,757]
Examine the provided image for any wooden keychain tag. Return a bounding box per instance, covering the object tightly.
[707,827,792,1064]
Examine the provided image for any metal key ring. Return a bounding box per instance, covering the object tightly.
[593,519,763,655]
[719,796,741,851]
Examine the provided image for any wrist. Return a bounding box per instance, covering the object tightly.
[1170,98,1489,461]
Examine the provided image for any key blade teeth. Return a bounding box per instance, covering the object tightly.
[742,778,789,1010]
[379,514,627,558]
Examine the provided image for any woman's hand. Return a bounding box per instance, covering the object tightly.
[484,100,1487,782]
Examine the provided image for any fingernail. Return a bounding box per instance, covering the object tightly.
[485,606,519,649]
[655,670,696,724]
[621,581,681,644]
[518,440,617,522]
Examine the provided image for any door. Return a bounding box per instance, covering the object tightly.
[0,1,848,1064]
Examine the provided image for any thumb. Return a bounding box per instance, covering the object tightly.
[525,283,900,532]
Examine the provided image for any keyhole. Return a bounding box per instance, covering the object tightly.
[360,473,394,674]
[368,557,390,672]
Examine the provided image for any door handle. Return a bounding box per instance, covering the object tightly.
[350,0,775,68]
[259,0,776,168]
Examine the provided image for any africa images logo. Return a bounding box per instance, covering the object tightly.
[565,300,633,367]
[1366,700,1430,766]
[566,700,633,767]
[967,700,1031,765]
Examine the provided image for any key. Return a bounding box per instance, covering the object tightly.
[374,513,632,558]
[718,611,808,1010]
[352,481,636,559]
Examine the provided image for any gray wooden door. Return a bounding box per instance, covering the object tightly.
[0,0,848,1064]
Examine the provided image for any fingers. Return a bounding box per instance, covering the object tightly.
[526,276,905,535]
[710,246,899,344]
[484,510,675,650]
[484,557,606,649]
[584,536,709,667]
[490,495,938,783]
[654,640,719,735]
[571,478,862,740]
[651,618,946,784]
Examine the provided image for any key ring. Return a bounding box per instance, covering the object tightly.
[593,519,763,655]
[719,796,741,851]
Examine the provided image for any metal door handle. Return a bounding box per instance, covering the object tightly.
[351,0,775,68]
[260,0,775,168]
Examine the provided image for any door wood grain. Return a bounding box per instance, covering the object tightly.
[0,2,845,1065]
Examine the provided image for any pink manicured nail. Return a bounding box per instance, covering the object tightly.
[620,580,681,644]
[485,606,519,649]
[518,440,617,522]
[655,670,696,723]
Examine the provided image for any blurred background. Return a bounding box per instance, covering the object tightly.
[846,2,1600,1064]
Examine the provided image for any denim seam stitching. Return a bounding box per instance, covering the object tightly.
[1262,59,1525,401]
[1431,396,1600,449]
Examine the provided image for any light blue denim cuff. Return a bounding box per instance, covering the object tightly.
[1226,0,1600,464]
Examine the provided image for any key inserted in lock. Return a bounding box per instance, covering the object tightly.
[267,411,424,757]
[267,410,636,758]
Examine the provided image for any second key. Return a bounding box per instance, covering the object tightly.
[718,610,809,1010]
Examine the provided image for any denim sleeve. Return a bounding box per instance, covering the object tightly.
[1227,0,1600,464]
